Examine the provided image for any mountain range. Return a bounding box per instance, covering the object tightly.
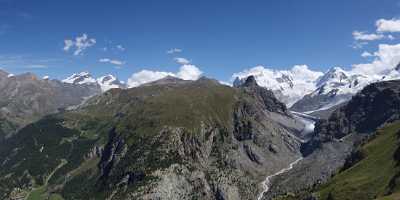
[0,65,400,200]
[62,72,126,92]
[233,62,400,117]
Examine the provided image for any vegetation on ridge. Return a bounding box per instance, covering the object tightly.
[316,121,400,200]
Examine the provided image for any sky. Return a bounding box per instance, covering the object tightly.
[1,0,400,84]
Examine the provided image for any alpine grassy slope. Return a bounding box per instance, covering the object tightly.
[0,76,305,200]
[316,121,400,200]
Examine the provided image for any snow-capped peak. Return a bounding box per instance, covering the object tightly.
[312,67,375,97]
[232,65,323,106]
[63,72,125,92]
[316,67,349,88]
[96,74,125,91]
[62,71,96,85]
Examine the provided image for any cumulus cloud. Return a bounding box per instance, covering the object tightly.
[351,43,400,76]
[127,70,175,87]
[63,34,96,56]
[99,58,125,65]
[376,18,400,33]
[352,31,385,41]
[127,65,203,88]
[174,57,190,65]
[167,48,182,54]
[177,64,202,80]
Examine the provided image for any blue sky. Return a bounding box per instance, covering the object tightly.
[1,0,400,82]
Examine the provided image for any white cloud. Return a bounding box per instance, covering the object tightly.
[167,48,182,54]
[127,70,174,87]
[174,57,190,65]
[63,40,74,51]
[351,41,368,49]
[376,18,400,33]
[352,31,385,41]
[219,81,232,86]
[127,65,203,88]
[361,51,374,57]
[99,58,125,65]
[352,43,400,76]
[63,34,96,56]
[177,64,202,80]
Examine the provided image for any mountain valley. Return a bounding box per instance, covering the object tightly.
[0,67,399,200]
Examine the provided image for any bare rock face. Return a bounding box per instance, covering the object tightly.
[314,79,400,141]
[236,76,289,115]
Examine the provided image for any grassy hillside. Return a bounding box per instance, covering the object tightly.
[0,77,297,200]
[0,79,248,199]
[316,121,400,200]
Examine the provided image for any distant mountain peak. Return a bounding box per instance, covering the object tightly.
[396,62,400,72]
[232,65,323,106]
[316,67,348,88]
[63,71,96,85]
[63,72,125,92]
[242,75,258,87]
[142,75,189,86]
[97,74,125,91]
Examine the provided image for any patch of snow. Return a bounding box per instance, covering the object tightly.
[97,74,125,91]
[62,71,96,85]
[63,72,125,92]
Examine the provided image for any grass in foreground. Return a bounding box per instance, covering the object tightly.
[317,121,400,200]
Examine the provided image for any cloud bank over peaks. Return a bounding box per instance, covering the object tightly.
[127,64,203,88]
[352,43,400,77]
